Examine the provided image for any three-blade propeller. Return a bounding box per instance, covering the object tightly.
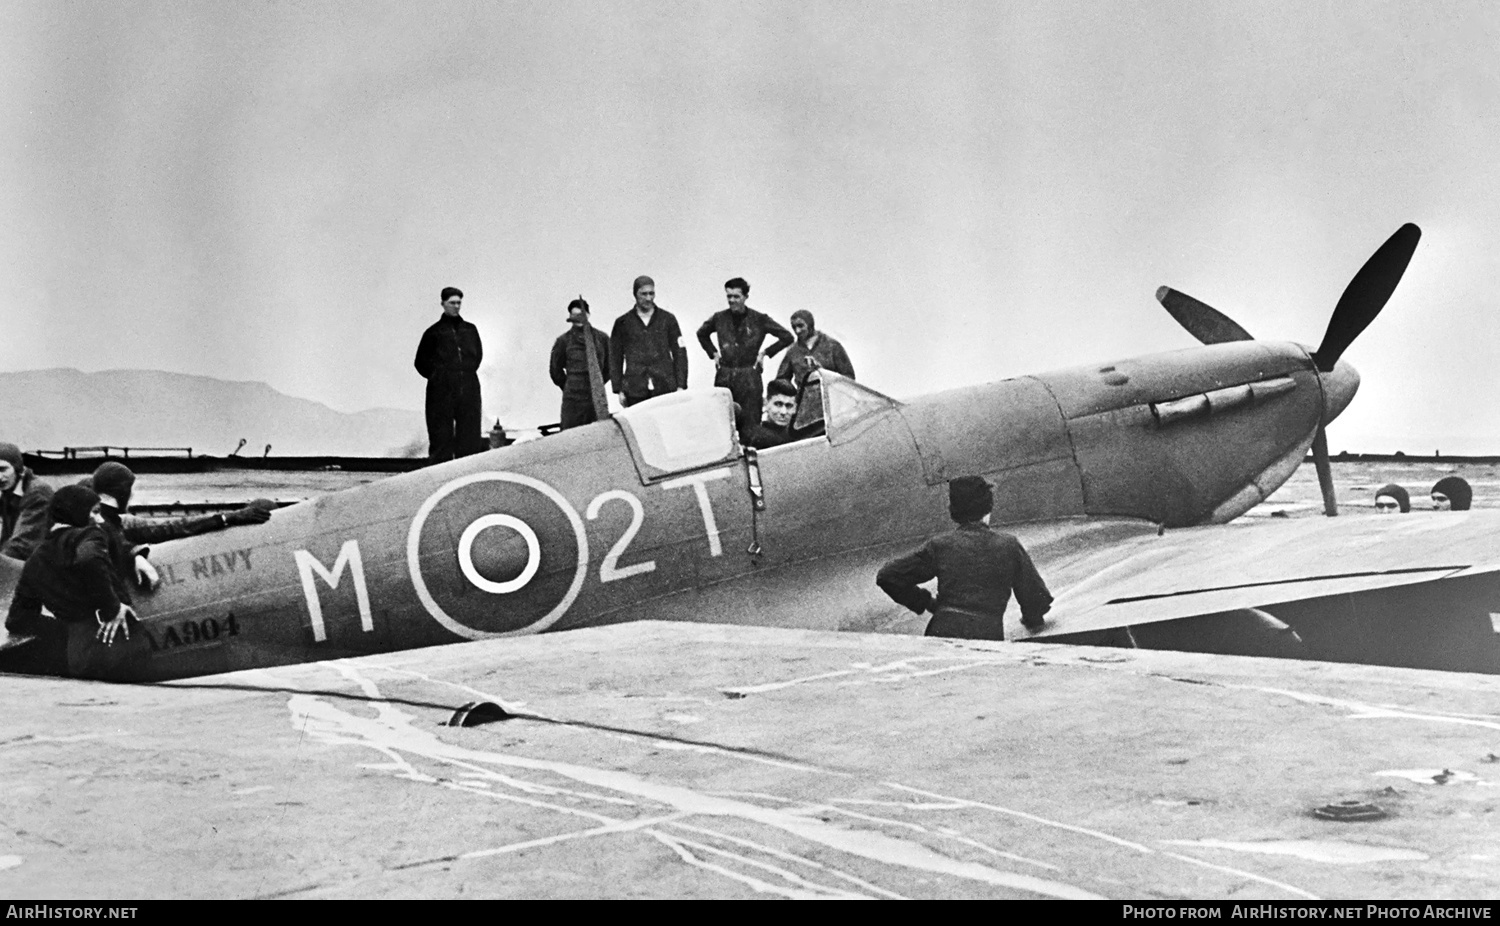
[1156,223,1422,516]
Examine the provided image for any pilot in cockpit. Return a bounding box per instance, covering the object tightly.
[744,379,803,450]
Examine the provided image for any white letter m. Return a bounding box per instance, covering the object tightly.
[294,540,373,642]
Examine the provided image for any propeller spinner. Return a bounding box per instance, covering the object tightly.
[1156,223,1422,516]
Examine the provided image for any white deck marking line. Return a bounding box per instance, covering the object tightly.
[290,666,1101,898]
[886,782,1154,854]
[699,795,1054,880]
[706,789,804,803]
[445,760,642,806]
[438,780,627,826]
[724,656,1008,696]
[835,662,1003,685]
[887,782,1319,899]
[457,812,690,861]
[1226,685,1500,732]
[722,668,862,695]
[935,827,1063,872]
[392,784,659,874]
[832,799,967,810]
[655,831,876,899]
[1381,707,1500,721]
[811,805,1059,871]
[648,831,850,900]
[667,821,906,900]
[1158,850,1320,901]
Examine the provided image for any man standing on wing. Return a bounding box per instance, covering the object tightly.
[696,277,793,438]
[414,286,484,462]
[549,297,611,429]
[776,309,855,391]
[609,276,688,407]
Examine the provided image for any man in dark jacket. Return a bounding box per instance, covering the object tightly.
[776,309,856,390]
[609,276,689,407]
[696,278,794,437]
[549,298,611,429]
[6,485,137,675]
[78,467,273,545]
[414,286,484,463]
[876,476,1052,640]
[0,441,53,562]
[89,462,159,592]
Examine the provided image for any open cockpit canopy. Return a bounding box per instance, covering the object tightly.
[614,388,740,482]
[612,375,903,481]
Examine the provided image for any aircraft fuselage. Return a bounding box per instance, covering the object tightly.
[8,340,1332,681]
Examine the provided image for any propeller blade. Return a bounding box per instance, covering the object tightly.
[1311,424,1338,516]
[1311,223,1421,372]
[1156,286,1254,344]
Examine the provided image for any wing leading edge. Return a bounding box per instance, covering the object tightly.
[1014,511,1500,673]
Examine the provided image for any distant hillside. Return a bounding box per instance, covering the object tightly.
[0,369,426,458]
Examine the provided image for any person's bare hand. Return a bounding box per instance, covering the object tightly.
[134,555,160,590]
[97,604,136,645]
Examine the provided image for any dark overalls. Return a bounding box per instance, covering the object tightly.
[549,325,611,429]
[695,307,793,437]
[414,314,484,462]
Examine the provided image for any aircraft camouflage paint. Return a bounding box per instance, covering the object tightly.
[5,223,1498,681]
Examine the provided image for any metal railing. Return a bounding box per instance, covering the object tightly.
[30,446,194,460]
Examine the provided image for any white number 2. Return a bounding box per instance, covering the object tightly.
[585,490,657,583]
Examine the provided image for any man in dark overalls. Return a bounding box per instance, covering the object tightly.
[414,286,484,463]
[877,476,1052,640]
[608,276,689,408]
[695,277,794,439]
[549,298,611,429]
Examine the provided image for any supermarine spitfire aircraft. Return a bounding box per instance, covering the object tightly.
[5,223,1499,682]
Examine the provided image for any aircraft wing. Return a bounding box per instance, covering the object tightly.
[586,511,1500,672]
[1016,510,1500,641]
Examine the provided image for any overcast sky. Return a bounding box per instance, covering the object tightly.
[2,0,1497,451]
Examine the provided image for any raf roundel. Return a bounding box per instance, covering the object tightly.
[407,472,588,639]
